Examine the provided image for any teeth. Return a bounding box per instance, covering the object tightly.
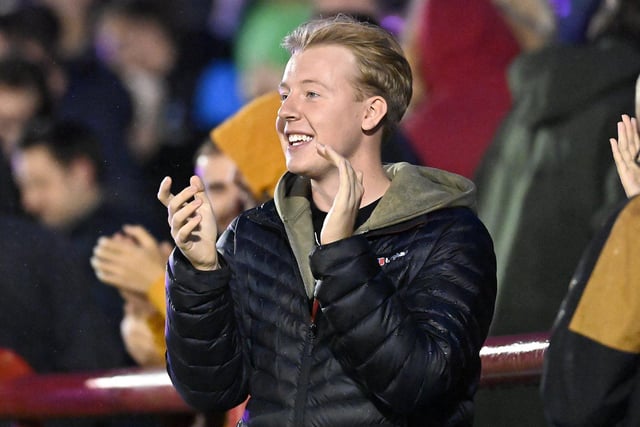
[288,134,313,145]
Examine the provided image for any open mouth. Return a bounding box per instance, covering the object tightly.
[288,134,313,147]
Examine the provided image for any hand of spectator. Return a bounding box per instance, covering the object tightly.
[121,295,165,367]
[315,143,364,245]
[91,225,172,294]
[610,114,640,198]
[157,175,219,270]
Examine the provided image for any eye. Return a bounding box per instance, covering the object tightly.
[306,91,319,98]
[279,92,289,101]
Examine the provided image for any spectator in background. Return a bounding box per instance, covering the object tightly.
[37,0,101,62]
[0,56,54,218]
[92,91,284,359]
[0,57,53,159]
[0,143,143,427]
[92,91,285,427]
[94,0,179,164]
[473,0,640,425]
[0,146,121,376]
[0,3,144,209]
[476,0,639,337]
[400,0,521,178]
[93,0,211,201]
[541,110,640,426]
[10,119,163,370]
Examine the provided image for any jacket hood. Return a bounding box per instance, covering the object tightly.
[274,162,476,232]
[271,162,476,299]
[508,38,640,127]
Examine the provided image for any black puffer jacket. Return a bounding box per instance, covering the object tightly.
[166,163,497,426]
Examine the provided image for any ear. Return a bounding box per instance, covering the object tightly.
[362,96,387,132]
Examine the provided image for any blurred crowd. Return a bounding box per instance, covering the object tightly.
[0,0,639,426]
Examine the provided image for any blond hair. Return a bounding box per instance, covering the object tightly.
[282,15,412,138]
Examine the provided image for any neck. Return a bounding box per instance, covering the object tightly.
[311,162,389,212]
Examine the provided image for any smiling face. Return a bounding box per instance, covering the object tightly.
[276,44,371,180]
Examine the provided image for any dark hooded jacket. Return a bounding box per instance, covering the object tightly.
[473,37,640,427]
[475,37,640,336]
[166,163,496,426]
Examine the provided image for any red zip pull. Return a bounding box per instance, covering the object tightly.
[310,298,320,335]
[310,298,320,323]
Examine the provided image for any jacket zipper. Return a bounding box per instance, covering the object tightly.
[292,300,319,426]
[249,208,321,426]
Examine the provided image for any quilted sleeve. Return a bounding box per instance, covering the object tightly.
[165,245,249,412]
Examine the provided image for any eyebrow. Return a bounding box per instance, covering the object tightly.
[279,79,330,90]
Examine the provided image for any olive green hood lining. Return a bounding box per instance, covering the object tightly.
[272,162,477,299]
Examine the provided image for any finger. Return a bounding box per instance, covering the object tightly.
[315,143,343,166]
[611,138,626,173]
[157,176,174,207]
[167,178,203,219]
[617,120,632,163]
[93,237,131,260]
[315,144,355,184]
[190,175,211,211]
[175,213,204,246]
[626,116,636,153]
[620,117,640,167]
[190,174,205,192]
[631,117,640,154]
[122,224,157,250]
[170,197,203,238]
[621,115,638,161]
[91,258,123,287]
[622,115,633,147]
[167,190,200,234]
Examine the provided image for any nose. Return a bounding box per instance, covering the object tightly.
[277,94,299,122]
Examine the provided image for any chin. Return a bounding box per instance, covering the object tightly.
[285,161,313,178]
[285,157,304,175]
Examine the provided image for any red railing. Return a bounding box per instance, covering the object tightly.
[479,331,549,387]
[0,332,549,423]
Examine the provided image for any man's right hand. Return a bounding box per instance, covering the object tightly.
[157,175,219,270]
